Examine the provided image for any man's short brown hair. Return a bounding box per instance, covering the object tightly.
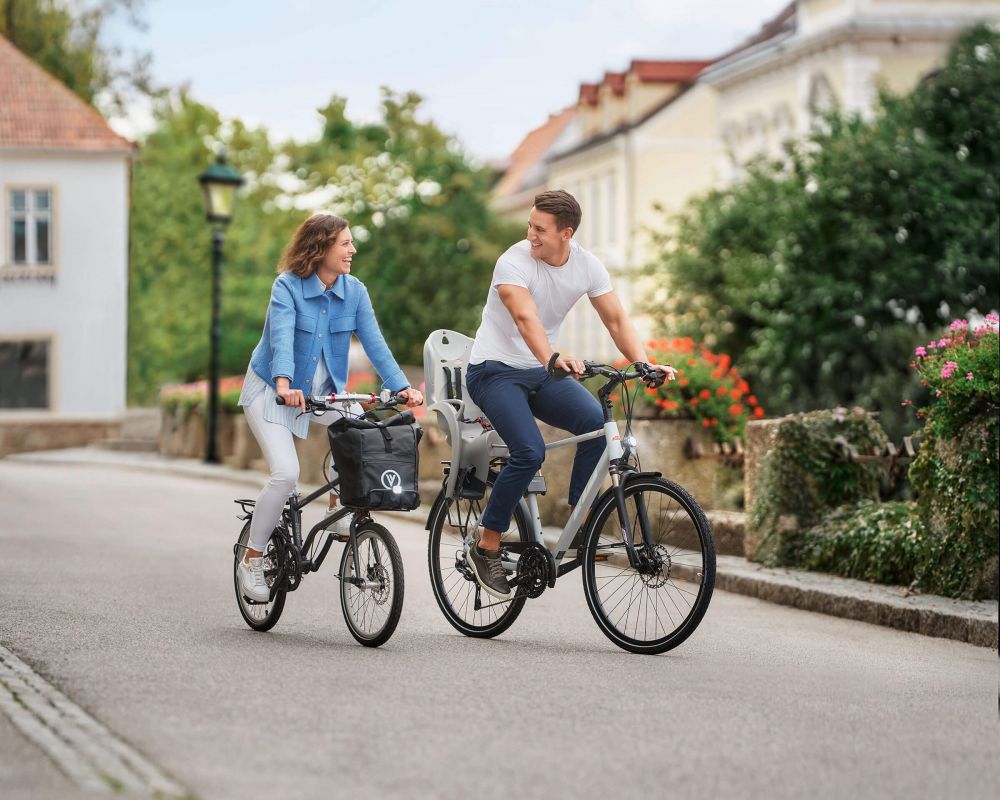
[533,190,581,234]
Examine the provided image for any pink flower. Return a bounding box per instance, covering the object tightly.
[940,360,959,379]
[966,372,974,381]
[914,346,927,357]
[935,390,942,397]
[937,338,949,348]
[985,313,999,325]
[948,319,968,331]
[927,341,937,349]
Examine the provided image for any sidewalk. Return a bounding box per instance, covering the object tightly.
[7,446,997,649]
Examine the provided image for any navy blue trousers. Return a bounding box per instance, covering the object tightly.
[465,360,606,533]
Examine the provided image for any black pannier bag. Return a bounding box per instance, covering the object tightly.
[327,411,422,510]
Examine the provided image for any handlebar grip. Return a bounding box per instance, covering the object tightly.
[275,395,286,405]
[547,352,571,381]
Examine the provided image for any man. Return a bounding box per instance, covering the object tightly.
[463,189,674,599]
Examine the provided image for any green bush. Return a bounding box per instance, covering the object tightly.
[908,316,999,599]
[749,408,889,561]
[785,501,925,586]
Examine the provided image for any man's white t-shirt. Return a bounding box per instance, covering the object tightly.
[468,239,613,368]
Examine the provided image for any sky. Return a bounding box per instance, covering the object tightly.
[107,0,791,162]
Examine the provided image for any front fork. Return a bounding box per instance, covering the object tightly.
[611,469,655,571]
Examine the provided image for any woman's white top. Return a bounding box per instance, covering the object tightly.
[238,359,335,439]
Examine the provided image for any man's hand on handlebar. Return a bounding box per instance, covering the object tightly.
[396,387,424,408]
[640,362,676,388]
[547,353,587,380]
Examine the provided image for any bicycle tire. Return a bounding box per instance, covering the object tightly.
[233,520,287,632]
[426,481,530,639]
[339,521,404,647]
[581,478,715,655]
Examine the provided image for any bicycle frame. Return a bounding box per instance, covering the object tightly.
[237,476,380,592]
[507,414,653,581]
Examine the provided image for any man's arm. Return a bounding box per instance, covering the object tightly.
[497,285,585,375]
[590,292,676,381]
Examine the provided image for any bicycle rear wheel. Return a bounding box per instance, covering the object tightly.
[233,520,287,632]
[339,521,404,647]
[581,478,715,654]
[426,480,529,638]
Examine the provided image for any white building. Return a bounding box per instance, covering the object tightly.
[0,34,133,417]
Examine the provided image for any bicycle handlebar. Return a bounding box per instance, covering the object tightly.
[275,389,409,411]
[546,353,667,388]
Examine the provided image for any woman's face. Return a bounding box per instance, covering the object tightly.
[320,227,356,277]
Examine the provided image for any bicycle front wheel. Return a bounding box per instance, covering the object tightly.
[581,478,715,655]
[234,520,287,632]
[339,521,404,647]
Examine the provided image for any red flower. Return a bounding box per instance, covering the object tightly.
[748,395,758,406]
[730,388,742,401]
[679,378,689,387]
[701,418,711,428]
[690,397,700,407]
[715,385,728,397]
[663,400,678,411]
[753,407,765,418]
[729,404,744,417]
[699,389,711,400]
[645,387,658,396]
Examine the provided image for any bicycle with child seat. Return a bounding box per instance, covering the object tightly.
[232,390,411,647]
[425,354,716,655]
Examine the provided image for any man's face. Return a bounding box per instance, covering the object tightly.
[527,207,571,263]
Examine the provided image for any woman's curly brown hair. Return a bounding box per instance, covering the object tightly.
[278,213,349,277]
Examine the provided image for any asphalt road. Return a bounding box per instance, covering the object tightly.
[0,460,997,800]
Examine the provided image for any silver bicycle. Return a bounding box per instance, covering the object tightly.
[423,331,715,655]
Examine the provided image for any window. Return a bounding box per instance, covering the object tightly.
[9,189,53,266]
[0,339,50,408]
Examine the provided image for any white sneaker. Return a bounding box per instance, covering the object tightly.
[325,511,353,540]
[238,556,270,603]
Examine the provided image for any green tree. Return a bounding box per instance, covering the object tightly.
[128,92,297,403]
[287,89,522,365]
[0,0,152,110]
[644,25,1000,438]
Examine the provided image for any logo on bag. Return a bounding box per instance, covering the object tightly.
[381,469,403,494]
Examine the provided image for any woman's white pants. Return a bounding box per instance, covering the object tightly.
[243,392,359,551]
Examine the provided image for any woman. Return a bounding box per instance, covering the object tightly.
[236,213,423,603]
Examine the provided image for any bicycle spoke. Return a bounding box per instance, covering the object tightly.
[585,480,714,651]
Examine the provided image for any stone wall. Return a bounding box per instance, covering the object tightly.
[159,410,736,529]
[0,414,121,458]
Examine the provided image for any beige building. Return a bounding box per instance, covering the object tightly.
[494,0,1000,360]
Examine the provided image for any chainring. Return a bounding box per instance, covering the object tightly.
[515,543,550,599]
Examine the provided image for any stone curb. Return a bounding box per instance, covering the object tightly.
[7,447,998,649]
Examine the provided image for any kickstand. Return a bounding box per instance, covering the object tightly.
[473,583,482,611]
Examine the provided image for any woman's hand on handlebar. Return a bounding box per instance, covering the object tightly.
[275,379,306,411]
[396,387,424,408]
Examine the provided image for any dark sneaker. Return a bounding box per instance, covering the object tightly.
[466,544,513,601]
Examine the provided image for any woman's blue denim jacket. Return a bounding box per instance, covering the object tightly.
[248,271,409,394]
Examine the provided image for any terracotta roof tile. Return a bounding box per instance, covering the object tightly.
[493,107,577,201]
[629,59,715,82]
[578,83,599,106]
[603,71,626,95]
[0,34,133,152]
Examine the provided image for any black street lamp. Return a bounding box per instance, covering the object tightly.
[198,151,244,463]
